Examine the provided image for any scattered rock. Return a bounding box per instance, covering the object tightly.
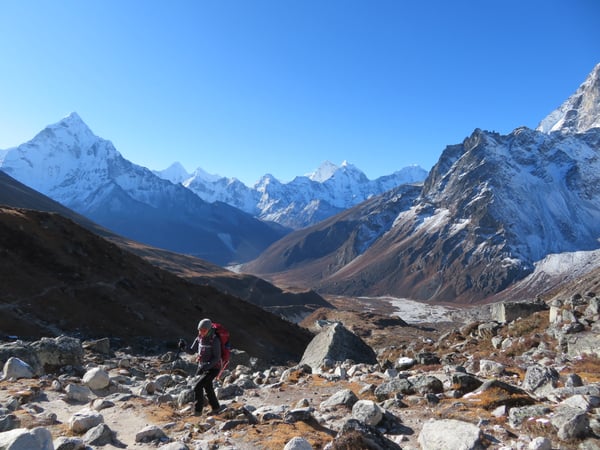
[418,419,483,450]
[2,357,34,380]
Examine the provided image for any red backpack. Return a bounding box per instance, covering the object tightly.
[211,322,231,374]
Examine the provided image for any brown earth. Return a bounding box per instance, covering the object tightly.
[0,206,312,364]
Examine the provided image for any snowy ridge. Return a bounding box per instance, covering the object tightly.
[497,249,600,300]
[537,63,600,134]
[152,162,191,184]
[423,126,600,263]
[0,113,172,212]
[0,114,287,265]
[175,160,428,229]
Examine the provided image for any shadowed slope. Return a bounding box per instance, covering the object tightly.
[0,205,312,362]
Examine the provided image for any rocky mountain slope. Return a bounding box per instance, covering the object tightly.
[242,183,422,286]
[537,62,600,133]
[0,114,287,266]
[0,170,331,323]
[244,63,600,304]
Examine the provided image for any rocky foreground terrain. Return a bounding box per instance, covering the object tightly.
[2,291,600,450]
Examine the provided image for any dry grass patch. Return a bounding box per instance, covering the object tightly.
[506,311,550,336]
[232,419,335,449]
[434,399,492,423]
[462,385,535,410]
[566,354,600,383]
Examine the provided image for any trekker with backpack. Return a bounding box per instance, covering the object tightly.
[179,318,223,415]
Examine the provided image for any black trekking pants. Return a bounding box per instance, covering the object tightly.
[194,367,220,413]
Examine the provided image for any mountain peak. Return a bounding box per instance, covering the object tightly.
[153,162,191,184]
[537,62,600,134]
[55,112,90,131]
[39,111,98,147]
[307,161,339,182]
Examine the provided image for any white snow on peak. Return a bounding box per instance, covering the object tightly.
[537,63,600,134]
[153,162,191,184]
[1,112,429,230]
[307,160,339,182]
[192,167,223,183]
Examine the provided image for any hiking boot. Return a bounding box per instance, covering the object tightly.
[208,405,223,415]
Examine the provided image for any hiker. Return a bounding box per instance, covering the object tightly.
[179,318,222,415]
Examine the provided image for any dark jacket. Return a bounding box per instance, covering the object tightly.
[190,328,221,372]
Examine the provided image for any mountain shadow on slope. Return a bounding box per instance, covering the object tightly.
[0,205,313,362]
[0,170,331,321]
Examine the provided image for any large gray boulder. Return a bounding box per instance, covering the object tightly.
[0,427,54,450]
[2,357,34,380]
[0,336,83,376]
[299,323,377,371]
[565,332,600,357]
[418,419,484,450]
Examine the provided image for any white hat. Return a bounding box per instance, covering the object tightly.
[198,318,212,330]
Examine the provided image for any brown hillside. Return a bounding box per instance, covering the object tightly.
[0,170,330,316]
[0,206,312,363]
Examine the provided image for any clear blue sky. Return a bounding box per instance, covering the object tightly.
[1,1,599,185]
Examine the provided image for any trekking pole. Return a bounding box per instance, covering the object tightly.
[170,338,186,375]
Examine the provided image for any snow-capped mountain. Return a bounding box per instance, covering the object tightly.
[164,160,428,229]
[245,63,600,303]
[0,113,287,265]
[537,62,600,134]
[152,162,191,184]
[306,160,340,182]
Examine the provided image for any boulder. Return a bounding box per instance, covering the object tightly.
[418,419,483,450]
[82,338,111,355]
[0,414,20,433]
[2,357,34,380]
[320,389,358,410]
[82,367,110,390]
[491,301,547,323]
[284,436,313,450]
[0,427,53,450]
[135,425,167,443]
[299,323,377,371]
[69,409,104,434]
[83,423,115,446]
[54,436,86,450]
[65,384,93,403]
[332,419,401,449]
[351,400,383,427]
[158,443,191,450]
[30,336,83,374]
[522,364,559,394]
[374,377,414,401]
[551,405,590,440]
[565,332,600,357]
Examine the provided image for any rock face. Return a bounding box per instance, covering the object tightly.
[0,336,83,377]
[299,323,377,371]
[537,62,600,134]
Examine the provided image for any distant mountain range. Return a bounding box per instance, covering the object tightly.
[154,161,428,229]
[244,63,600,303]
[0,114,426,264]
[1,62,599,305]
